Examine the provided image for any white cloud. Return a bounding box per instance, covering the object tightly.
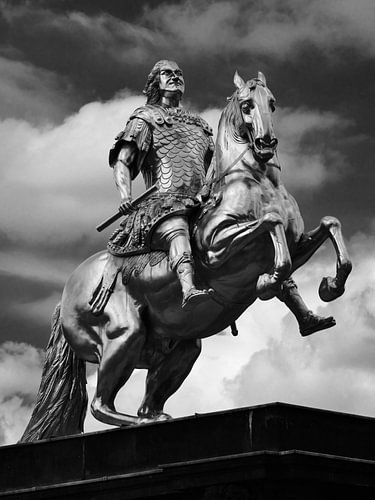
[0,396,34,445]
[225,233,375,417]
[0,342,43,398]
[0,93,146,249]
[0,342,43,444]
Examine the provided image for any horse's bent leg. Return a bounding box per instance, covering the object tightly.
[277,277,336,336]
[206,213,291,299]
[137,339,202,421]
[291,216,352,302]
[256,217,292,300]
[91,293,146,427]
[206,217,269,266]
[207,213,289,270]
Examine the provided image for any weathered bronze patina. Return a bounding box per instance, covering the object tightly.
[21,66,352,442]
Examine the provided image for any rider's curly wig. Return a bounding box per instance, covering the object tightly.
[143,60,180,105]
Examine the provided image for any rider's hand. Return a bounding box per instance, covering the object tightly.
[196,184,210,204]
[119,198,136,215]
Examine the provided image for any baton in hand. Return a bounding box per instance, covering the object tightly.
[96,184,158,232]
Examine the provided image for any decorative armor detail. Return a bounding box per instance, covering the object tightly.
[108,194,198,256]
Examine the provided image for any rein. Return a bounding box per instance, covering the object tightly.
[208,126,257,192]
[213,143,251,186]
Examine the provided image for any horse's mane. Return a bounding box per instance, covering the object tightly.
[220,91,244,143]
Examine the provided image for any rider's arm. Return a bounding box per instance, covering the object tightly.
[113,142,137,214]
[109,115,152,214]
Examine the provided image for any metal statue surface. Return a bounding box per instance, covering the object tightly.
[21,64,352,442]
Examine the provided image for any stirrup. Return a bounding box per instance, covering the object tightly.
[182,288,212,310]
[299,311,336,337]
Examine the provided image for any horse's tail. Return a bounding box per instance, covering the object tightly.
[20,304,88,442]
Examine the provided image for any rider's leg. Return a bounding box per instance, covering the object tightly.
[153,216,211,309]
[138,338,201,421]
[91,288,146,426]
[278,277,336,337]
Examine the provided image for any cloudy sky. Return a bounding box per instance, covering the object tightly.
[1,0,375,445]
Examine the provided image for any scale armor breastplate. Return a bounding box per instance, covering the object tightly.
[141,106,213,197]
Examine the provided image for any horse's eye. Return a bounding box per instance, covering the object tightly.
[241,101,253,114]
[270,100,276,112]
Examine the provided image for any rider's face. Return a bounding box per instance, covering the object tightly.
[159,62,185,95]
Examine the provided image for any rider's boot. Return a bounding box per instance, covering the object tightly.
[278,277,336,336]
[174,255,211,310]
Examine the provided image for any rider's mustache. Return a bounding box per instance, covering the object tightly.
[168,78,183,85]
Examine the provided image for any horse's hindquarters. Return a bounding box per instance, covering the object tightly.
[61,251,108,363]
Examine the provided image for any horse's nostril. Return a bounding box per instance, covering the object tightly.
[256,137,278,149]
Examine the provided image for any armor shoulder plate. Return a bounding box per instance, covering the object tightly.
[129,105,169,128]
[108,115,151,167]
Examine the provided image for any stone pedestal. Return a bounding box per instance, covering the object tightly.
[1,403,375,499]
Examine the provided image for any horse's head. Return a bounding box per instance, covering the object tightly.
[230,70,278,162]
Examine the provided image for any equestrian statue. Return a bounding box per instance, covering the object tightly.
[21,61,352,442]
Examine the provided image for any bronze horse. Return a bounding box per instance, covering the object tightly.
[21,72,351,442]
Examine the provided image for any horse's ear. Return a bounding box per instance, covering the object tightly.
[258,71,267,85]
[234,71,245,90]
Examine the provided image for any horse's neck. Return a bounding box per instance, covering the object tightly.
[215,120,250,178]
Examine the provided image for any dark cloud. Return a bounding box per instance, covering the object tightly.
[0,271,59,346]
[1,0,374,111]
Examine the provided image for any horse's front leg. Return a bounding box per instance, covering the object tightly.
[292,216,352,302]
[256,216,292,300]
[205,212,291,299]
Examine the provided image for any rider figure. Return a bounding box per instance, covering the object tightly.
[107,60,213,309]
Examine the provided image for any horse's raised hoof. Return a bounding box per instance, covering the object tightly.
[319,276,345,302]
[182,288,213,311]
[256,274,279,300]
[299,311,336,337]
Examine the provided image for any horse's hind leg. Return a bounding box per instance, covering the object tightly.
[137,338,202,422]
[91,290,146,427]
[291,216,352,302]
